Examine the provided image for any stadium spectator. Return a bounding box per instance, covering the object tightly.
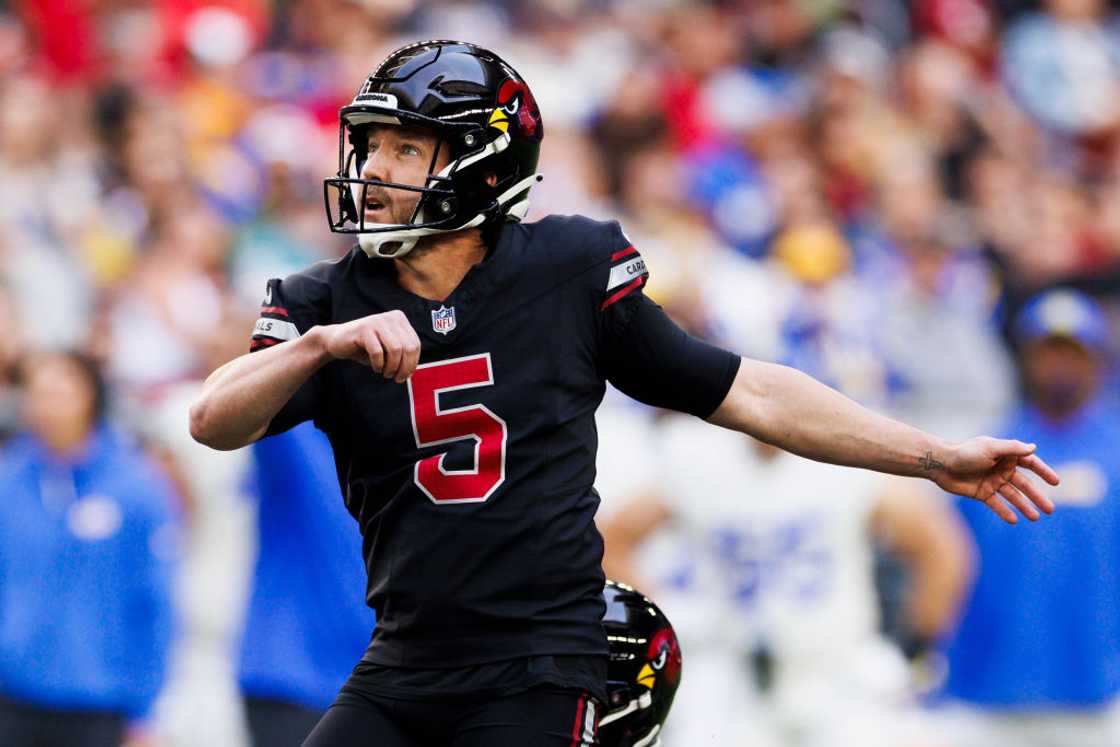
[867,149,1015,438]
[0,351,180,747]
[135,322,257,747]
[1001,0,1120,137]
[105,197,230,393]
[0,74,96,350]
[239,422,373,747]
[938,288,1120,747]
[769,220,890,407]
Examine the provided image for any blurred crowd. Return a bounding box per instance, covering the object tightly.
[1,0,1120,746]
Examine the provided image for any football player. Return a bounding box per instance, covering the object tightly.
[190,41,1059,746]
[600,425,973,746]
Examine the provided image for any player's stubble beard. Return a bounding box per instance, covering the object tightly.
[362,184,408,227]
[362,184,423,257]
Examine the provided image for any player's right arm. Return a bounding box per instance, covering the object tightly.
[189,328,330,450]
[190,275,420,451]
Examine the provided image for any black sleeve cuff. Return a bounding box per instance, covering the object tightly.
[603,295,741,418]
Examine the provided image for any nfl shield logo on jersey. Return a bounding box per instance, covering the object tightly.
[431,305,456,335]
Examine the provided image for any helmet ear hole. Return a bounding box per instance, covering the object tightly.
[484,171,498,188]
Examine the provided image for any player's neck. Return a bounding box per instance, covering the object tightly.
[393,228,488,302]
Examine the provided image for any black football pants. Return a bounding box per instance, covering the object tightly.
[302,686,599,746]
[0,696,125,747]
[245,696,325,747]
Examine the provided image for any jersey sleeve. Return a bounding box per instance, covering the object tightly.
[249,273,329,351]
[594,223,741,419]
[248,271,332,436]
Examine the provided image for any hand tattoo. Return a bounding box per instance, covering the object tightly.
[919,451,945,472]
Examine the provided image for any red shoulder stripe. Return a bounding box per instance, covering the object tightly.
[260,306,289,317]
[601,275,646,310]
[611,245,638,262]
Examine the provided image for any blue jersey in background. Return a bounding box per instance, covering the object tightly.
[943,398,1120,708]
[0,427,179,717]
[238,422,373,710]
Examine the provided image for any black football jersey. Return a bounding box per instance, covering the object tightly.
[249,215,738,668]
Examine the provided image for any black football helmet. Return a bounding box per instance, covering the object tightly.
[324,40,544,258]
[599,581,683,747]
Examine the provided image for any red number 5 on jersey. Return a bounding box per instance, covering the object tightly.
[407,353,508,504]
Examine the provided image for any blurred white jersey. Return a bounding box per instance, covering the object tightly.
[651,414,919,747]
[655,414,882,656]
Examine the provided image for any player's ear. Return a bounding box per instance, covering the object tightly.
[485,171,498,187]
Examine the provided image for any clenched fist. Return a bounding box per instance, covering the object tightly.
[318,310,421,383]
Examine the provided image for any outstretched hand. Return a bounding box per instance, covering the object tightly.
[931,438,1059,524]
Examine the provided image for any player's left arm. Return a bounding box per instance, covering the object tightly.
[601,302,1058,524]
[707,358,1058,523]
[593,222,1057,523]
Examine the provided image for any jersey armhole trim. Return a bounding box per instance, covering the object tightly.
[601,275,646,310]
[249,337,285,352]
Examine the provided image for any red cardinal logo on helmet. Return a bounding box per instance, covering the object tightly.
[487,79,540,138]
[636,627,682,689]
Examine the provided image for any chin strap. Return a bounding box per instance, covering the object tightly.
[496,173,543,219]
[357,213,486,258]
[597,690,653,727]
[633,724,661,747]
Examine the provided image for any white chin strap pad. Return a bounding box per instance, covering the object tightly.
[358,231,419,258]
[357,217,483,259]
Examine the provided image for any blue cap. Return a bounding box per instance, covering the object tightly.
[1014,289,1110,350]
